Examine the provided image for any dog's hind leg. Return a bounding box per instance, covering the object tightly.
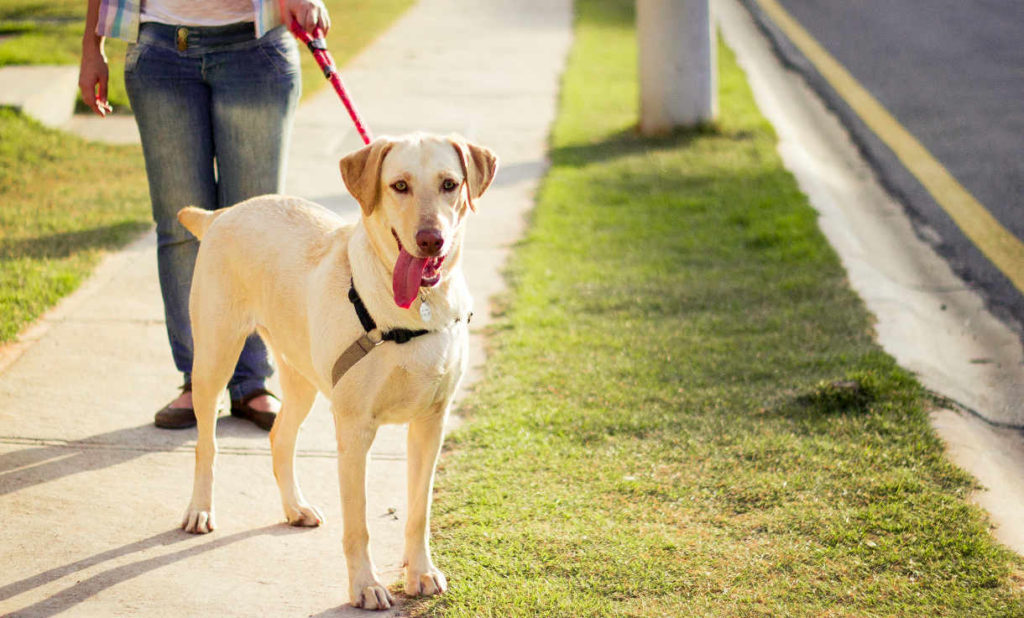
[269,356,323,527]
[403,411,448,597]
[182,300,249,534]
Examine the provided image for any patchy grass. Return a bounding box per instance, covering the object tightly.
[0,108,150,343]
[0,0,413,110]
[405,0,1024,615]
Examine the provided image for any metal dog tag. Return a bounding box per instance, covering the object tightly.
[419,301,432,323]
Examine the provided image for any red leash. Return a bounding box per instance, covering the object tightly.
[289,23,373,145]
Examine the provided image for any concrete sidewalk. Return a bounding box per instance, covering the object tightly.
[0,1,572,615]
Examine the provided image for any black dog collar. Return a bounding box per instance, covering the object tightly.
[331,281,470,386]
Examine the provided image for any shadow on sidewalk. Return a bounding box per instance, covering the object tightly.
[0,416,274,497]
[0,424,192,497]
[0,524,310,616]
[310,602,402,617]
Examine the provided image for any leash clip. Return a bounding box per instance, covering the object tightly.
[366,328,383,345]
[354,329,383,354]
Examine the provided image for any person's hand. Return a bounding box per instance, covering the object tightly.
[79,41,112,117]
[284,0,331,34]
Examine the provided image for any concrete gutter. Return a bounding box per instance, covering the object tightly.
[717,0,1024,554]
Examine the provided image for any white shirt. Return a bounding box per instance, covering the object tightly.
[140,0,256,27]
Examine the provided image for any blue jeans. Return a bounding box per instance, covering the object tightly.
[125,21,301,400]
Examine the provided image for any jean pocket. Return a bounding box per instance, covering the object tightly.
[124,43,146,74]
[257,34,300,76]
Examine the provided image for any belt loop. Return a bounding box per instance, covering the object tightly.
[176,27,188,51]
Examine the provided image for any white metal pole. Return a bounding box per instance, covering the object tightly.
[638,0,718,134]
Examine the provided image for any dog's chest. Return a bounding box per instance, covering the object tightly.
[354,325,468,424]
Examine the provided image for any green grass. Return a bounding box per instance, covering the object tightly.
[0,0,132,111]
[0,108,150,343]
[0,2,412,344]
[405,0,1024,615]
[0,0,413,111]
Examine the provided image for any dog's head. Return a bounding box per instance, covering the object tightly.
[340,133,498,308]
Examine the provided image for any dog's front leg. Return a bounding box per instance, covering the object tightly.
[403,412,447,597]
[336,417,395,610]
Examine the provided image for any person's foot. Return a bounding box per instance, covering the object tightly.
[155,384,196,429]
[230,388,280,431]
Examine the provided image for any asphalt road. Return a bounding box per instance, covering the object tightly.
[745,0,1024,335]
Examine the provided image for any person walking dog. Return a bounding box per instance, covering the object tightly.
[78,0,330,430]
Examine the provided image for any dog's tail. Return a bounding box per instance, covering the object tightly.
[177,206,224,240]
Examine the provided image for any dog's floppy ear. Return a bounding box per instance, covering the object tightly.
[449,136,498,212]
[340,138,394,216]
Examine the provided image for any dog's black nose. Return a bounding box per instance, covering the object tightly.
[416,229,444,256]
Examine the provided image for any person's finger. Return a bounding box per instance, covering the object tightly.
[79,82,96,113]
[284,1,298,30]
[97,76,109,115]
[305,6,318,33]
[79,79,104,117]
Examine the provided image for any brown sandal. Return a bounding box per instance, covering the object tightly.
[154,382,196,429]
[230,388,279,431]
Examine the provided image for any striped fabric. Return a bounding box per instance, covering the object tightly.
[96,0,141,41]
[254,0,283,38]
[97,0,283,41]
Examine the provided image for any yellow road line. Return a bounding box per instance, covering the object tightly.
[753,0,1024,294]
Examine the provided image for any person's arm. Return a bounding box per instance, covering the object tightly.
[282,0,331,34]
[79,0,112,117]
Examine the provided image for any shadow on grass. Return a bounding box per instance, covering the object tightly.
[0,222,150,261]
[0,22,35,35]
[761,360,926,427]
[574,0,635,30]
[549,123,725,168]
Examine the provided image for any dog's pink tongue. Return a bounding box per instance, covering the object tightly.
[393,248,428,309]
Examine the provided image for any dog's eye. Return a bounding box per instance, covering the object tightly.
[391,180,409,193]
[441,178,459,192]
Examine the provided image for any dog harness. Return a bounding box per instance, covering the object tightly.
[331,281,470,386]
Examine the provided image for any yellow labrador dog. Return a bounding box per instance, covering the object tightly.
[176,133,497,610]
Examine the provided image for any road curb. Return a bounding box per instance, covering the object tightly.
[737,0,1024,340]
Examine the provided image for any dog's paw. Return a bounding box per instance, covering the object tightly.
[182,506,216,534]
[351,582,395,610]
[285,503,324,527]
[404,567,447,597]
